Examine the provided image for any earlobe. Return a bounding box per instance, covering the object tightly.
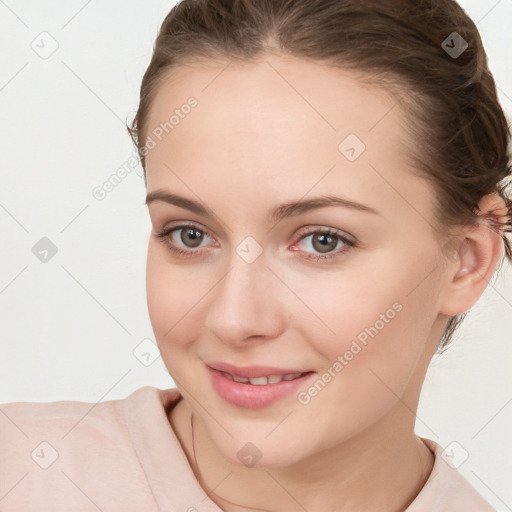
[439,193,506,316]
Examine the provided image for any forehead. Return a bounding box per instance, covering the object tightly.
[143,54,434,226]
[145,54,406,149]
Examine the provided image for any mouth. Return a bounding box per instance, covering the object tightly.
[218,371,310,385]
[205,362,316,409]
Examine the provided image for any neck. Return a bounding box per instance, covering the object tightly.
[173,399,434,512]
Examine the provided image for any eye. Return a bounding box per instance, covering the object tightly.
[154,223,216,258]
[291,227,355,262]
[154,223,355,262]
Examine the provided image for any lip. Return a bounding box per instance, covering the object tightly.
[206,363,315,409]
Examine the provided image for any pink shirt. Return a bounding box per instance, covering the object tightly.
[0,386,495,511]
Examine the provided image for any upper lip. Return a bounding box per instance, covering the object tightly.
[206,361,313,378]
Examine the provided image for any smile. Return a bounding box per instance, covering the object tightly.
[206,364,316,409]
[220,371,307,385]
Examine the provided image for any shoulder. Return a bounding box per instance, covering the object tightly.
[406,437,496,511]
[0,385,179,444]
[0,386,182,511]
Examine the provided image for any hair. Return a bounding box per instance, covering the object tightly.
[127,0,512,352]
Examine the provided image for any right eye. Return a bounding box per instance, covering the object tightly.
[154,223,217,258]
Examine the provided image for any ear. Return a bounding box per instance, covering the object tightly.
[439,193,507,316]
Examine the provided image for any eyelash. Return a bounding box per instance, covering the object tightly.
[154,222,356,262]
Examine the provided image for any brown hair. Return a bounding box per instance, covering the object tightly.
[127,0,512,352]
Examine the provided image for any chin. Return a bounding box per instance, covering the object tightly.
[214,433,312,470]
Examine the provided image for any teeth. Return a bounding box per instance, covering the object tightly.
[283,372,303,381]
[248,376,269,385]
[232,375,249,383]
[222,371,306,385]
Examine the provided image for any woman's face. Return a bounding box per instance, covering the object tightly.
[144,54,450,467]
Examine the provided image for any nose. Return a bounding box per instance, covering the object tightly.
[205,250,286,348]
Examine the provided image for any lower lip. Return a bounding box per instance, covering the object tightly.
[207,366,315,409]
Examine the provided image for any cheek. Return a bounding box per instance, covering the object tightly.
[308,249,440,356]
[291,306,424,448]
[297,258,438,409]
[294,263,407,358]
[146,242,207,352]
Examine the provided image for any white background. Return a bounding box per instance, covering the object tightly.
[0,0,511,508]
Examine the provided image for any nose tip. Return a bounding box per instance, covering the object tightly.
[204,257,285,347]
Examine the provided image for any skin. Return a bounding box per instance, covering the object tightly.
[143,54,506,511]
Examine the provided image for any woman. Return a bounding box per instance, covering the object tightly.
[1,0,510,510]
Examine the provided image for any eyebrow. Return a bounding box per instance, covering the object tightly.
[145,190,380,223]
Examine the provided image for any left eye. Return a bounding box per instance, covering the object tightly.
[291,228,355,261]
[154,224,355,261]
